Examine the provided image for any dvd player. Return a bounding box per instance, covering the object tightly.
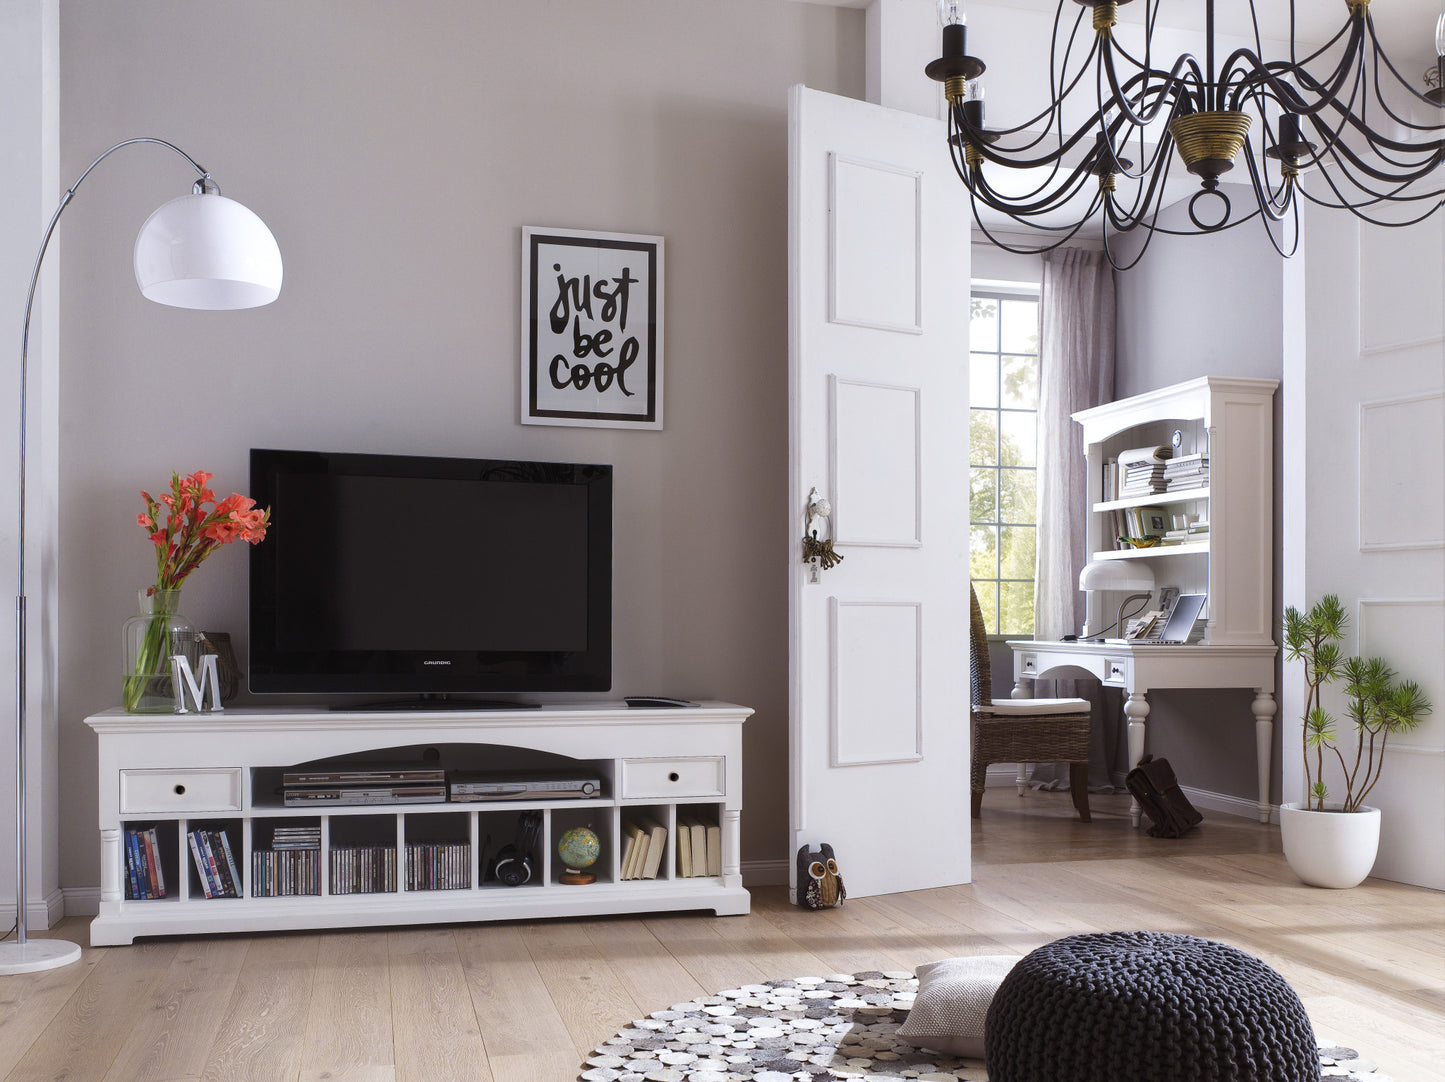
[448,773,602,801]
[284,785,447,806]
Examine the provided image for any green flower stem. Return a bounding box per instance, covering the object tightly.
[123,609,172,712]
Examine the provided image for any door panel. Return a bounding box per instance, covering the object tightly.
[789,85,971,900]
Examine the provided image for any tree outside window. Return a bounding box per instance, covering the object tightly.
[970,291,1039,635]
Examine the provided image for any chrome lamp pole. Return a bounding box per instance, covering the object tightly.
[1,138,282,974]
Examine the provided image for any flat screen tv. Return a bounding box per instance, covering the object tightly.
[248,448,612,703]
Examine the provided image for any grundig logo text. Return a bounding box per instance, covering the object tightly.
[422,660,452,666]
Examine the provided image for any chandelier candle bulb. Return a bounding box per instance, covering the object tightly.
[1428,13,1445,105]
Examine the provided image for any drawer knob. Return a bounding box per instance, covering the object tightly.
[174,784,186,796]
[668,772,680,782]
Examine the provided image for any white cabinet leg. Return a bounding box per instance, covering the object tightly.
[1124,693,1150,828]
[100,827,122,903]
[723,809,742,883]
[1016,764,1028,796]
[1252,690,1276,823]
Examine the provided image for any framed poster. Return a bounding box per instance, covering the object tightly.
[521,226,664,429]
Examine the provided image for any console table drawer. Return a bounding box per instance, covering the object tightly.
[619,757,725,799]
[119,768,242,814]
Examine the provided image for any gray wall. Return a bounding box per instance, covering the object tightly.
[1113,188,1287,804]
[55,0,864,889]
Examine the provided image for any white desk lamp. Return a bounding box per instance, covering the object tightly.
[1078,560,1156,640]
[3,138,281,974]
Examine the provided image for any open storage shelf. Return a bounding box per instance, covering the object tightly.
[1073,377,1277,646]
[88,702,752,945]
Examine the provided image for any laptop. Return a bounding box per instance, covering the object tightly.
[1155,593,1206,643]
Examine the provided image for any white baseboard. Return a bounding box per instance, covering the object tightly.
[63,887,100,918]
[984,766,1278,825]
[1180,785,1278,825]
[1,887,69,930]
[742,859,789,887]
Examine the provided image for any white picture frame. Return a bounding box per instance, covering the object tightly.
[521,226,664,429]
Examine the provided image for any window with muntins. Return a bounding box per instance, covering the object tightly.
[970,291,1039,636]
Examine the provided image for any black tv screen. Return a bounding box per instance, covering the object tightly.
[248,449,612,699]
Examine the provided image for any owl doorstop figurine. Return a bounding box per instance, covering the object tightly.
[796,842,845,909]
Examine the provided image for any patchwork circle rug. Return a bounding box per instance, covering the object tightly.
[578,972,1391,1082]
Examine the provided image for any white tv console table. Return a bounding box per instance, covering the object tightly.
[86,701,751,946]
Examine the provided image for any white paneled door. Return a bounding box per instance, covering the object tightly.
[1289,206,1445,890]
[788,86,971,900]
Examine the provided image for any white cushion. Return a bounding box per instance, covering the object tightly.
[897,955,1022,1059]
[982,697,1090,716]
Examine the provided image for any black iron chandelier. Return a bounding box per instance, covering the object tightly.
[925,0,1445,267]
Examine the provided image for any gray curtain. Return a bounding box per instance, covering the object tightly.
[1032,248,1128,791]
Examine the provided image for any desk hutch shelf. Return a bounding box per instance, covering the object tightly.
[1073,376,1278,646]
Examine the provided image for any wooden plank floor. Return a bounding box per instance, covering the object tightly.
[3,792,1441,1082]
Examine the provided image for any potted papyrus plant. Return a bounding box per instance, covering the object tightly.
[1279,595,1432,888]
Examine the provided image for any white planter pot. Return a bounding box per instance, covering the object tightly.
[1278,802,1381,889]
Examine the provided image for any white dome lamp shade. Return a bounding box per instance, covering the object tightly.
[133,182,282,310]
[1078,559,1156,639]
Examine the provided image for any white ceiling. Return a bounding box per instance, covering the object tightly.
[999,0,1441,68]
[799,0,1444,70]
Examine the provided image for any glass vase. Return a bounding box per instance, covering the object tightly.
[122,588,198,713]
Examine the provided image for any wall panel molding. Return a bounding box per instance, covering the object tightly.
[1358,393,1445,551]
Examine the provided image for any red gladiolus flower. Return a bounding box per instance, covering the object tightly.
[135,469,272,593]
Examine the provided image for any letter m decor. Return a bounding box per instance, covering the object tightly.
[521,226,664,430]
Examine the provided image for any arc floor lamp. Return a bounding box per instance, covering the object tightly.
[1,138,282,974]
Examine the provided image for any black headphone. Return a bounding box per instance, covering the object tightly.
[492,811,542,887]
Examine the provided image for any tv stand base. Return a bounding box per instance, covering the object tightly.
[86,701,752,945]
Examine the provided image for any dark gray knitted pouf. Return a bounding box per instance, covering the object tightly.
[985,931,1320,1082]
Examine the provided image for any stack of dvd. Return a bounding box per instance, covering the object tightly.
[253,825,321,897]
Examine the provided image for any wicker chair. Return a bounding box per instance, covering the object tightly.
[970,585,1092,822]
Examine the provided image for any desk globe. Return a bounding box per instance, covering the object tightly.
[558,826,600,885]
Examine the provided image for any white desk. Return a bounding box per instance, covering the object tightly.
[1005,640,1278,826]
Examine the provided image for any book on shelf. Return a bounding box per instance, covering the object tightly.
[674,811,721,878]
[675,816,694,877]
[189,828,240,899]
[187,831,214,898]
[675,814,705,878]
[124,825,167,900]
[1116,444,1172,468]
[637,817,667,880]
[706,822,722,876]
[619,820,646,880]
[1162,452,1207,469]
[218,831,242,895]
[686,817,706,877]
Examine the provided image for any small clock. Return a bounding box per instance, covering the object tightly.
[1171,429,1184,450]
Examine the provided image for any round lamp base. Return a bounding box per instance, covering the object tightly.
[0,937,83,974]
